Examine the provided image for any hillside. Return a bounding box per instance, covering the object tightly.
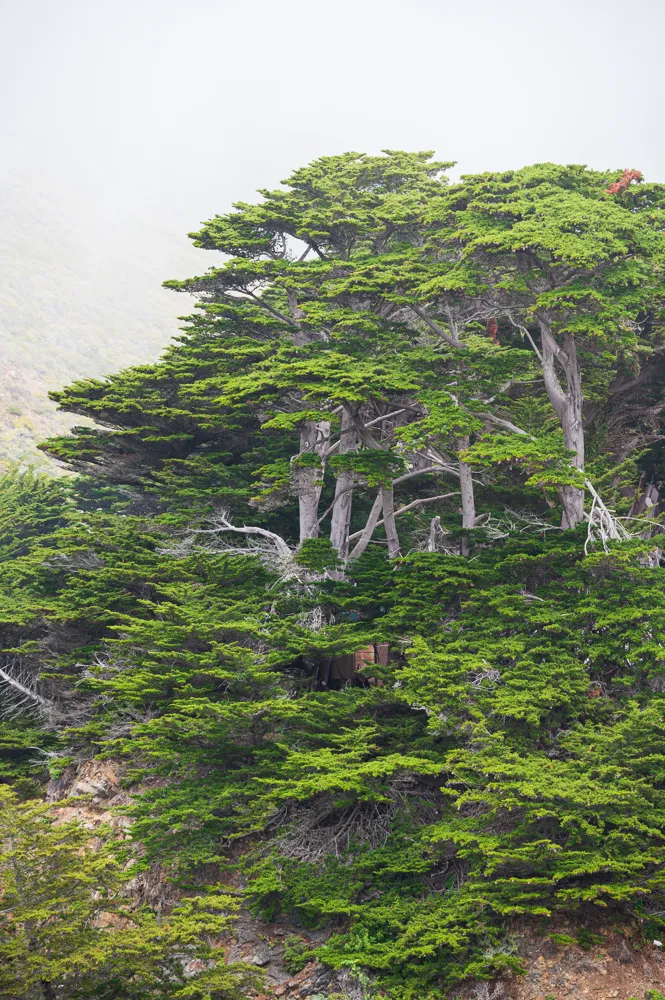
[0,171,201,467]
[4,153,665,1000]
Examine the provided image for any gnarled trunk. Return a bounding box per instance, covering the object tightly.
[539,320,585,529]
[296,420,330,544]
[457,435,476,556]
[330,408,357,559]
[380,484,401,559]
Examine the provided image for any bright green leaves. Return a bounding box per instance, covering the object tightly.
[465,431,587,490]
[0,785,258,1000]
[433,702,665,914]
[191,150,452,262]
[294,537,342,573]
[393,390,484,449]
[441,163,651,267]
[329,450,405,488]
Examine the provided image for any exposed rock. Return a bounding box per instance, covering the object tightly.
[47,761,665,1000]
[247,943,275,967]
[457,926,665,1000]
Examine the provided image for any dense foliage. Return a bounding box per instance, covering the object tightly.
[4,152,665,998]
[0,785,260,1000]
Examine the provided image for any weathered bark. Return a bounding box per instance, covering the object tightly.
[629,475,662,564]
[380,484,401,559]
[629,475,661,519]
[538,319,585,528]
[296,420,330,544]
[457,436,476,556]
[428,516,441,552]
[346,412,403,559]
[329,408,357,558]
[201,516,292,561]
[348,492,384,560]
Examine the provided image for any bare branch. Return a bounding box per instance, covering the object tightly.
[193,513,292,561]
[409,304,463,349]
[246,290,300,329]
[350,493,459,538]
[475,412,534,438]
[584,479,633,555]
[507,313,543,364]
[0,661,64,725]
[325,407,415,457]
[0,667,52,712]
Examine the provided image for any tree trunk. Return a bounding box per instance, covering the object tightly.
[348,492,383,560]
[457,436,476,556]
[428,515,441,552]
[380,484,401,559]
[559,411,585,529]
[538,320,585,529]
[41,981,56,1000]
[558,333,585,529]
[630,476,662,565]
[296,420,330,544]
[329,408,356,559]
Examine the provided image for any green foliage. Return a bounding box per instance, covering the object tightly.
[6,152,665,999]
[282,935,315,974]
[574,929,604,951]
[0,467,72,559]
[295,537,342,572]
[0,786,259,999]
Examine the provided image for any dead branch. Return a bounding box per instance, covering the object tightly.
[191,512,293,561]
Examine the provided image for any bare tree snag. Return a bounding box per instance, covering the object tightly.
[330,408,357,558]
[296,420,330,543]
[380,484,401,559]
[538,319,585,528]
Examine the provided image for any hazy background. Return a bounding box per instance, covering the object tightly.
[1,0,664,464]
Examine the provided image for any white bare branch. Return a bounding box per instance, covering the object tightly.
[193,512,293,561]
[584,480,633,555]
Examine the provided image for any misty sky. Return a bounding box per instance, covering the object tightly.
[2,0,665,350]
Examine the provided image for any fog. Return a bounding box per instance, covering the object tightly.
[3,0,664,254]
[0,0,664,461]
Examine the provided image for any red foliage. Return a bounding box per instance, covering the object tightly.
[606,168,643,195]
[487,318,499,344]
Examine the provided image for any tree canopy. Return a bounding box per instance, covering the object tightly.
[3,152,665,999]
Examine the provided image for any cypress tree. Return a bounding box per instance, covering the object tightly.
[4,152,665,998]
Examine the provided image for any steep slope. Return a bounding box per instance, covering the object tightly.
[0,171,202,466]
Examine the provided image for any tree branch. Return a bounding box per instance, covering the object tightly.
[347,493,459,540]
[0,665,58,722]
[324,408,412,458]
[507,314,543,364]
[475,412,535,438]
[246,290,300,329]
[538,321,567,419]
[409,305,463,349]
[348,493,384,560]
[195,515,292,560]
